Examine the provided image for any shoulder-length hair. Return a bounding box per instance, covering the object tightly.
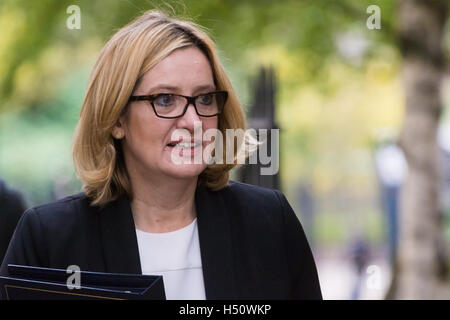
[72,10,252,206]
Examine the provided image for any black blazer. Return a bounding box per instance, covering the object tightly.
[0,180,322,300]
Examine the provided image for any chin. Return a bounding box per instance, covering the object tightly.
[163,163,206,180]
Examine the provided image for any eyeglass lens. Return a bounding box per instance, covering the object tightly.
[153,92,226,117]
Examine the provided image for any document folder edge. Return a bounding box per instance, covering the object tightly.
[0,265,166,300]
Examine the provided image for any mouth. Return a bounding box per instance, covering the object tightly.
[166,140,202,149]
[165,139,203,158]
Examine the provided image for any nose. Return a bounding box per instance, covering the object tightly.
[176,103,201,132]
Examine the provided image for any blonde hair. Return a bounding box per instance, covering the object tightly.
[72,10,253,206]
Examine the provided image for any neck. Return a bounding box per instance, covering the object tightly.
[130,174,199,233]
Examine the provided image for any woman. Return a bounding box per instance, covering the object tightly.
[1,10,322,300]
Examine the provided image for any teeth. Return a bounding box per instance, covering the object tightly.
[174,142,200,148]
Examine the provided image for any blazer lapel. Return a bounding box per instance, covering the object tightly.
[98,196,142,275]
[97,185,238,299]
[196,184,238,299]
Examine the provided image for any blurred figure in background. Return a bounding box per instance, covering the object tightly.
[348,235,370,300]
[0,179,26,264]
[374,141,407,264]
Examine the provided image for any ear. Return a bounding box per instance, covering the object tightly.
[112,117,126,140]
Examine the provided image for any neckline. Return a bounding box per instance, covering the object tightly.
[136,217,197,236]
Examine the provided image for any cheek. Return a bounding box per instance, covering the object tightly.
[125,110,171,151]
[202,117,219,132]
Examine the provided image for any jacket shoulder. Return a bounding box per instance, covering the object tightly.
[226,180,279,195]
[219,180,286,222]
[224,180,283,206]
[33,193,92,213]
[29,193,97,231]
[1,193,102,276]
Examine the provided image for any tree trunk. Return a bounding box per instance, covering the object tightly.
[395,0,448,299]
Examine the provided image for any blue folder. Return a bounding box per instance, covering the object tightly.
[0,264,165,300]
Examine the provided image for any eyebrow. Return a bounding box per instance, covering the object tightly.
[145,84,216,95]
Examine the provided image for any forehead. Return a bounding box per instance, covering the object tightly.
[136,46,215,94]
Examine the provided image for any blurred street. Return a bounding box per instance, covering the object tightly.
[315,249,391,300]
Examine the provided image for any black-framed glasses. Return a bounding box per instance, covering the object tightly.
[129,91,228,119]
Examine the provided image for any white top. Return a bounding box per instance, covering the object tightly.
[135,218,206,300]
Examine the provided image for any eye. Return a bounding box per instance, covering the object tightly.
[198,93,214,105]
[154,94,175,107]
